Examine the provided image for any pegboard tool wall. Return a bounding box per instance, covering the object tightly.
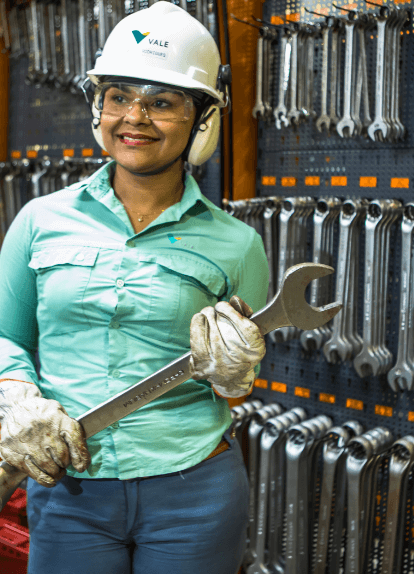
[252,0,414,439]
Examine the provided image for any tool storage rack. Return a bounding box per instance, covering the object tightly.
[246,0,414,571]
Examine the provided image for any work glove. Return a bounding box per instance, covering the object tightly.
[189,296,266,398]
[0,380,91,488]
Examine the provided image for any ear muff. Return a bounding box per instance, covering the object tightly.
[91,102,108,152]
[187,105,220,166]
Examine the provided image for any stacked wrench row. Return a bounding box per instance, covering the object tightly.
[253,6,410,142]
[0,156,111,243]
[232,399,414,574]
[0,0,211,93]
[224,196,414,388]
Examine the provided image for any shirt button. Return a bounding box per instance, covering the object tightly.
[76,253,85,261]
[112,369,120,378]
[110,320,120,329]
[116,279,124,288]
[127,240,135,247]
[111,422,119,429]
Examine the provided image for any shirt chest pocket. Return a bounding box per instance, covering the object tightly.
[28,246,100,334]
[136,254,228,346]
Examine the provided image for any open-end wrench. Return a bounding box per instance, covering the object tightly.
[353,17,372,137]
[380,436,414,574]
[252,34,265,121]
[337,13,358,138]
[323,199,366,363]
[367,8,391,142]
[313,425,352,574]
[393,9,408,141]
[266,408,307,574]
[388,204,414,391]
[245,404,283,568]
[0,262,343,509]
[316,23,330,132]
[345,428,393,574]
[329,20,342,126]
[354,200,402,377]
[301,197,341,351]
[274,29,291,129]
[263,198,282,303]
[284,416,332,574]
[246,409,306,574]
[287,24,301,126]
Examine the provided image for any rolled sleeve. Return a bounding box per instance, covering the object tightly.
[0,202,39,385]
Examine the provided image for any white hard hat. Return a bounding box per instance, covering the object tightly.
[83,1,232,166]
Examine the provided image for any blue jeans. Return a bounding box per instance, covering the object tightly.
[26,427,248,574]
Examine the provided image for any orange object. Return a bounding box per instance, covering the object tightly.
[391,177,409,188]
[375,404,393,417]
[82,148,94,157]
[331,176,347,186]
[271,382,287,393]
[286,12,300,22]
[10,151,21,159]
[63,149,75,157]
[271,15,284,25]
[262,176,276,186]
[254,378,268,389]
[346,398,364,411]
[27,150,38,159]
[102,150,110,157]
[281,177,297,187]
[360,177,377,188]
[305,176,320,186]
[408,411,414,422]
[319,392,335,404]
[294,386,310,399]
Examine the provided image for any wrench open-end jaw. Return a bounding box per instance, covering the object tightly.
[255,262,343,336]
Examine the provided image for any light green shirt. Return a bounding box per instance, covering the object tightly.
[0,160,269,479]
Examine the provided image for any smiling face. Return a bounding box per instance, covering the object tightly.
[99,83,198,175]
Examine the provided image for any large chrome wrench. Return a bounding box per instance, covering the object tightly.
[0,263,343,510]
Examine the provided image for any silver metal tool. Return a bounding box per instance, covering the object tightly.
[274,29,291,129]
[252,34,266,121]
[316,24,331,133]
[0,262,343,510]
[337,13,358,138]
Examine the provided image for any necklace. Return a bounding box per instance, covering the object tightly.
[120,185,184,222]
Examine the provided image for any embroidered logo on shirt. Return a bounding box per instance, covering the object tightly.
[167,234,181,244]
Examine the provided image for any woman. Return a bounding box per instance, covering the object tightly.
[0,3,269,573]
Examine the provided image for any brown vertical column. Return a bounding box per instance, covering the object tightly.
[217,0,262,202]
[0,37,9,162]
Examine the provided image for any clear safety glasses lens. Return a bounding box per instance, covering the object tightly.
[95,83,194,122]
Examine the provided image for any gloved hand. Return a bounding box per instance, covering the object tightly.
[189,296,266,398]
[0,380,91,487]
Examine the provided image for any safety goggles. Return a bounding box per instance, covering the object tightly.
[94,83,195,122]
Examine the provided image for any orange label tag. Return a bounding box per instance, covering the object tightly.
[375,404,393,417]
[262,176,276,186]
[63,149,75,157]
[82,148,94,157]
[271,382,287,393]
[254,379,268,389]
[271,15,285,25]
[11,150,21,159]
[391,177,409,188]
[295,386,310,398]
[286,12,300,22]
[408,411,414,422]
[305,176,320,186]
[331,176,347,186]
[27,150,38,159]
[338,3,357,13]
[102,150,110,157]
[281,177,297,187]
[346,398,364,411]
[320,392,335,404]
[360,177,377,188]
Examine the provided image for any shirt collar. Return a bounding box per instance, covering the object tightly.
[83,159,214,225]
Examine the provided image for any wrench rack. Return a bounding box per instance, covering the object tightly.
[240,0,414,571]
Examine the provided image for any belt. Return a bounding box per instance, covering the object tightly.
[203,428,236,462]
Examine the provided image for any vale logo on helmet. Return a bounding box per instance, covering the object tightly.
[132,30,169,48]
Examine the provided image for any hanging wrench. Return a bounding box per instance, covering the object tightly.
[316,23,331,132]
[252,33,266,121]
[337,12,358,138]
[287,24,301,126]
[274,28,291,129]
